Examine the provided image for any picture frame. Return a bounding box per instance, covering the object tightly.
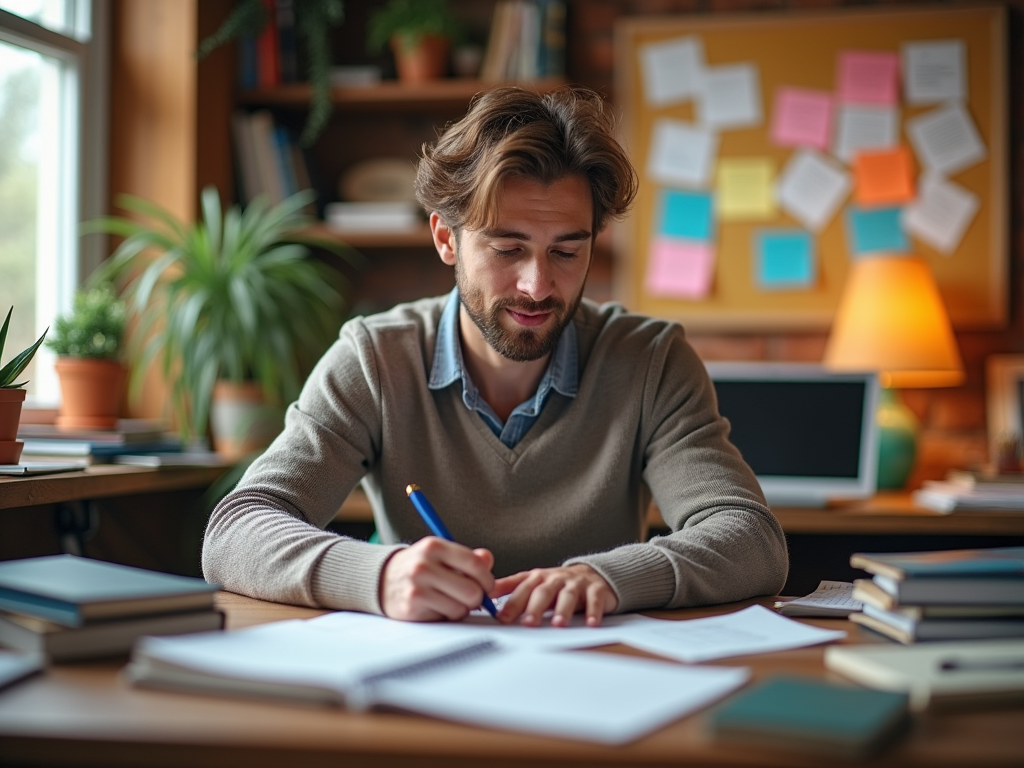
[985,354,1024,470]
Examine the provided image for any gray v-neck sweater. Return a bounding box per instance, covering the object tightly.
[202,296,788,614]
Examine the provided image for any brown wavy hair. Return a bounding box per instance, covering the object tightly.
[414,85,638,236]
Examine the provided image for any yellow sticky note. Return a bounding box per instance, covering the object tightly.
[716,158,776,220]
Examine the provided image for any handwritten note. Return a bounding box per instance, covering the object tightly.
[647,119,718,188]
[639,36,705,106]
[756,229,815,290]
[902,173,979,255]
[771,87,833,151]
[660,189,714,241]
[834,105,899,164]
[716,157,775,221]
[776,149,851,232]
[853,147,915,206]
[776,581,862,618]
[907,103,986,176]
[837,50,900,105]
[902,39,966,105]
[847,206,909,255]
[646,238,715,299]
[698,62,762,130]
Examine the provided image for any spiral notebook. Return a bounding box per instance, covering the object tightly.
[126,614,749,744]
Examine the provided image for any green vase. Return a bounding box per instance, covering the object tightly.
[876,387,919,490]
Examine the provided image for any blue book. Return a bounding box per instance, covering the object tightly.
[709,676,910,759]
[0,555,218,627]
[851,547,1024,579]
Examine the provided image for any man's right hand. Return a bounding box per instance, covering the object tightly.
[379,538,495,622]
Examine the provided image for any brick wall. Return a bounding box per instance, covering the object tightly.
[570,0,1024,487]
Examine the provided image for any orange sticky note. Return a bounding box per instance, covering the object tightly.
[853,147,915,206]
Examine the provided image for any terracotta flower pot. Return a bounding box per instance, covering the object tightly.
[0,439,23,464]
[0,387,27,442]
[210,380,284,461]
[54,357,127,430]
[392,34,450,83]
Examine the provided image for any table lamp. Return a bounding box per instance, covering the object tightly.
[823,255,964,489]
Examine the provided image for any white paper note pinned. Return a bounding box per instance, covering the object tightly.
[698,62,762,129]
[777,149,851,232]
[907,103,986,176]
[833,105,899,164]
[639,35,705,106]
[903,173,980,254]
[902,39,967,105]
[647,118,719,188]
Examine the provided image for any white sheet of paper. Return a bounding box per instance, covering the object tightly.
[647,118,718,188]
[373,649,750,745]
[776,149,851,232]
[639,35,705,106]
[833,105,899,163]
[907,103,986,176]
[698,62,762,129]
[902,39,966,105]
[902,172,980,254]
[775,580,862,617]
[615,605,846,663]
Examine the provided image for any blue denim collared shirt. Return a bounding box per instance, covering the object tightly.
[428,288,578,448]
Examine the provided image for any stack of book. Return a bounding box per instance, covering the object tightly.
[913,469,1024,513]
[17,419,182,465]
[231,109,314,208]
[0,555,222,662]
[849,547,1024,644]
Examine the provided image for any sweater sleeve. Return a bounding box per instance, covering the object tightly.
[201,319,404,614]
[565,326,788,612]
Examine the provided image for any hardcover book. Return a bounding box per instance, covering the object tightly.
[852,604,1024,644]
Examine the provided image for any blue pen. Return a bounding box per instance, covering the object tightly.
[405,483,499,618]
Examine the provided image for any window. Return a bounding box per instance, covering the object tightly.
[0,0,107,405]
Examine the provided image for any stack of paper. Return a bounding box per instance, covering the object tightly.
[913,479,1024,513]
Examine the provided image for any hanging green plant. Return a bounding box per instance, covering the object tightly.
[197,0,345,147]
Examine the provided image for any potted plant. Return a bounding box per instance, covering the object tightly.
[89,186,356,460]
[0,307,48,464]
[45,285,127,430]
[367,0,463,83]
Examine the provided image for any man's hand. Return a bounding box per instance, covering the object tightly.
[492,564,618,627]
[379,538,495,622]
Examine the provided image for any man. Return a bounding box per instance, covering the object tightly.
[203,85,788,627]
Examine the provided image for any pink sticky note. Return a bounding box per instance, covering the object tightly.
[837,51,900,105]
[771,87,833,150]
[645,238,715,299]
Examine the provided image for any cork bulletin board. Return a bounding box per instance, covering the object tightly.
[613,4,1007,331]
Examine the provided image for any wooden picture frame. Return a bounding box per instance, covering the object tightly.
[985,354,1024,468]
[614,4,1008,331]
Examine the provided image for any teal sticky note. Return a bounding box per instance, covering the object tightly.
[660,190,714,241]
[847,206,908,255]
[756,229,815,290]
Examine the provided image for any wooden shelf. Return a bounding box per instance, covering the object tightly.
[305,222,433,249]
[238,77,568,112]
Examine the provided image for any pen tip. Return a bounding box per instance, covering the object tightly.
[406,484,420,495]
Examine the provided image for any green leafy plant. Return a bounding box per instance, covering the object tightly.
[45,285,126,360]
[0,308,47,389]
[197,0,345,147]
[367,0,462,55]
[87,186,359,442]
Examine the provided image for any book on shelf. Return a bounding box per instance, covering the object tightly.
[256,0,280,88]
[850,603,1024,644]
[480,0,566,83]
[0,461,88,476]
[324,201,422,233]
[912,480,1024,513]
[232,109,313,209]
[126,612,749,745]
[0,555,218,628]
[21,437,183,463]
[707,675,910,760]
[0,608,225,662]
[16,418,167,444]
[825,640,1024,710]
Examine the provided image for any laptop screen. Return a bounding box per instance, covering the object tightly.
[705,364,880,508]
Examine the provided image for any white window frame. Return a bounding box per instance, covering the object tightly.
[0,0,108,407]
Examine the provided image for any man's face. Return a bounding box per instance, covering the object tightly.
[452,175,594,362]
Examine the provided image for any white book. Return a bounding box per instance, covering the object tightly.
[324,202,421,232]
[126,613,749,744]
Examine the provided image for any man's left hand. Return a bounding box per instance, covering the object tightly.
[491,564,618,627]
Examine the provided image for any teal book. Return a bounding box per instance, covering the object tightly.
[0,555,217,627]
[850,547,1024,580]
[708,676,910,759]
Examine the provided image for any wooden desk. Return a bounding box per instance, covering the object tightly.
[0,592,1019,768]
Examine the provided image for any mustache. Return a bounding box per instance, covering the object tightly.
[494,297,564,314]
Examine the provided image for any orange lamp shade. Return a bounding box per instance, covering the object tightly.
[823,255,964,389]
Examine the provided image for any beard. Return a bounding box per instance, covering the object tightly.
[455,261,584,363]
